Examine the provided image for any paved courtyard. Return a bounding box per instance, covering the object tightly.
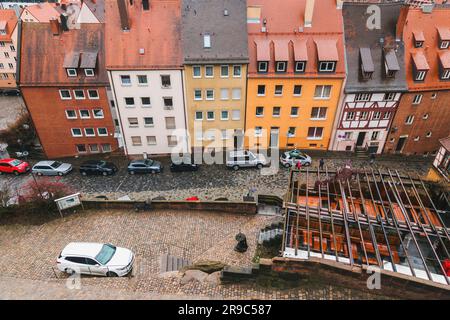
[0,209,386,299]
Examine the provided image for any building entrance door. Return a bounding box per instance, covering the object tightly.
[396,136,407,153]
[356,132,366,147]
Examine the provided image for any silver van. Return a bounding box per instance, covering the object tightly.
[226,150,268,170]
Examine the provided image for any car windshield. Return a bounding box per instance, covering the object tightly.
[95,244,116,265]
[51,161,62,169]
[289,151,306,158]
[97,161,107,167]
[145,160,154,166]
[10,160,22,166]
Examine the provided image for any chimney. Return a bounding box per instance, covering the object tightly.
[304,0,315,28]
[117,0,130,31]
[50,18,60,36]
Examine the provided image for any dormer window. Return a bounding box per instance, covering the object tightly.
[294,61,306,73]
[437,27,450,50]
[360,48,374,81]
[318,61,336,73]
[413,30,425,48]
[276,61,287,73]
[84,69,94,77]
[438,52,450,80]
[412,52,430,82]
[384,49,400,78]
[67,68,77,77]
[258,61,268,73]
[0,29,5,36]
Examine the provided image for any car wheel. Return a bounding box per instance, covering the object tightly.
[65,268,75,275]
[151,170,156,174]
[37,172,43,176]
[304,162,311,167]
[129,171,135,175]
[257,163,263,169]
[13,171,20,176]
[106,271,118,277]
[58,172,63,176]
[102,172,108,176]
[81,171,87,176]
[233,165,239,171]
[284,163,291,168]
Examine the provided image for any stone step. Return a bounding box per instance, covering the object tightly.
[160,254,192,273]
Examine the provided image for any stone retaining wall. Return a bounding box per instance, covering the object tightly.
[81,199,257,215]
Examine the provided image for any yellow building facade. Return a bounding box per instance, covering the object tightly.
[245,78,343,150]
[184,64,247,150]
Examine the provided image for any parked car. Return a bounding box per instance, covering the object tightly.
[80,160,118,176]
[170,160,199,172]
[57,242,134,277]
[226,150,268,170]
[0,158,30,175]
[127,159,162,174]
[32,160,73,176]
[280,150,312,168]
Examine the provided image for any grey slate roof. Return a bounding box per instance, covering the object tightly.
[343,3,408,93]
[181,0,248,64]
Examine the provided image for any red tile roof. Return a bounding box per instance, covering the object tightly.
[0,10,17,42]
[23,2,60,22]
[247,0,345,78]
[400,5,450,90]
[105,0,183,70]
[19,22,108,86]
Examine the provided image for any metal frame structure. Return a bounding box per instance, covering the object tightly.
[282,168,450,285]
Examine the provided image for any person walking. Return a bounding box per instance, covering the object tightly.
[369,153,376,165]
[319,158,325,170]
[296,160,302,171]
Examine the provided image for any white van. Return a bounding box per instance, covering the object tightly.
[226,150,268,170]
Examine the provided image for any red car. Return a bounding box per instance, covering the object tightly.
[0,158,30,175]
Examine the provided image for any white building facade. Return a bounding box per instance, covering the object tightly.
[331,92,401,154]
[107,69,188,156]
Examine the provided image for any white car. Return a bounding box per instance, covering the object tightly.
[280,150,312,168]
[32,160,73,176]
[57,242,134,277]
[226,150,268,170]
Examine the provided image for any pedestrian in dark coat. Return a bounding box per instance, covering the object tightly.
[319,158,325,170]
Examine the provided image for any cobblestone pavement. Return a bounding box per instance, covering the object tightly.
[0,209,385,300]
[0,152,433,202]
[0,95,24,131]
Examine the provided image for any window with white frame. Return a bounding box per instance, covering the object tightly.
[141,97,151,107]
[311,107,327,119]
[128,117,139,127]
[65,110,77,119]
[89,144,99,152]
[203,34,211,48]
[195,111,203,120]
[272,106,281,117]
[205,65,214,78]
[288,127,296,137]
[193,66,201,78]
[59,89,71,100]
[102,144,111,152]
[318,61,336,72]
[206,111,215,121]
[276,61,287,72]
[120,75,131,85]
[383,111,391,120]
[221,110,229,120]
[194,89,202,100]
[371,131,380,140]
[76,144,86,152]
[441,69,450,80]
[232,110,240,120]
[258,61,268,73]
[84,128,95,137]
[124,97,135,107]
[137,75,148,85]
[67,68,77,77]
[79,109,90,119]
[373,111,381,120]
[274,85,283,96]
[256,106,264,117]
[355,93,372,102]
[291,106,299,117]
[84,69,94,77]
[220,88,229,100]
[88,90,99,99]
[440,41,449,49]
[384,93,396,101]
[346,112,356,120]
[405,115,415,125]
[205,89,214,100]
[232,88,241,100]
[221,65,229,77]
[163,97,173,109]
[257,85,266,96]
[71,128,82,137]
[131,136,142,146]
[360,111,368,120]
[293,85,302,96]
[97,128,108,136]
[165,117,176,129]
[167,135,178,147]
[161,75,171,88]
[314,85,332,99]
[73,90,85,99]
[307,127,324,139]
[255,126,263,137]
[415,70,427,81]
[147,136,157,145]
[143,117,154,127]
[412,94,423,104]
[344,132,352,140]
[295,61,306,73]
[233,65,242,77]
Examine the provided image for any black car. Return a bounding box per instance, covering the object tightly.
[170,161,199,172]
[79,160,118,176]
